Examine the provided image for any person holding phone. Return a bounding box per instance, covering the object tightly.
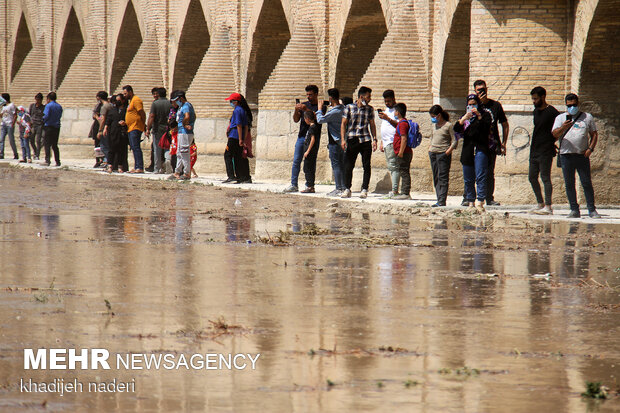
[316,88,345,196]
[377,90,399,197]
[552,93,600,218]
[283,85,322,193]
[454,94,492,213]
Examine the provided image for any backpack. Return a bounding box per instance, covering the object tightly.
[397,119,422,149]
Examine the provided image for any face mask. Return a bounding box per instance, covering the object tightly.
[431,116,438,124]
[567,106,578,116]
[360,98,367,106]
[467,105,477,113]
[230,102,235,108]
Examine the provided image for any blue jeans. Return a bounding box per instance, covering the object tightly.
[328,143,345,190]
[128,130,143,170]
[463,151,488,201]
[560,154,596,212]
[20,131,31,160]
[290,137,305,187]
[0,124,18,158]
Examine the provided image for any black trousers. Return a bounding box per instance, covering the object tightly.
[529,153,554,205]
[43,126,60,165]
[108,136,129,171]
[224,138,250,180]
[429,151,452,205]
[344,139,372,190]
[485,151,497,202]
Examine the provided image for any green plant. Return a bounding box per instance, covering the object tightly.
[582,381,608,399]
[404,380,419,388]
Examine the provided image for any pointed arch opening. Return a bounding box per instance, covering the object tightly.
[335,0,387,96]
[56,7,84,88]
[11,13,32,81]
[246,0,290,105]
[173,0,210,91]
[111,0,142,91]
[439,0,471,106]
[580,0,620,121]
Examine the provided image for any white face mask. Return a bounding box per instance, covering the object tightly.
[360,98,367,106]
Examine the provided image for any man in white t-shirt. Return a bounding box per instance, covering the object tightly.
[1,93,18,159]
[377,90,399,197]
[552,93,599,219]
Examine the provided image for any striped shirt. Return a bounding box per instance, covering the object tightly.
[342,103,375,142]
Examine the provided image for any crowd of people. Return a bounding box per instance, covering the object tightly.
[0,79,601,218]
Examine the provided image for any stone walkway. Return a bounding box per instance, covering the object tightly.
[3,158,619,225]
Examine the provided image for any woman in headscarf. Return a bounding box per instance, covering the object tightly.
[453,94,492,212]
[104,94,129,173]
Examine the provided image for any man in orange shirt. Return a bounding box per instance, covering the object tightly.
[122,85,146,173]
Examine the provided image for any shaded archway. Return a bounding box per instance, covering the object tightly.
[11,13,32,81]
[439,0,471,106]
[579,0,620,120]
[172,0,210,91]
[245,0,290,104]
[335,0,387,96]
[56,7,84,89]
[110,0,142,91]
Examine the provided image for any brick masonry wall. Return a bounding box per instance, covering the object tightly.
[0,0,618,203]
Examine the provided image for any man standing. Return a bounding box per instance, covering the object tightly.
[145,87,161,172]
[122,85,146,173]
[473,79,509,206]
[145,88,171,174]
[0,93,18,159]
[529,86,559,215]
[377,89,399,197]
[97,91,114,165]
[169,90,195,180]
[42,92,63,167]
[316,88,345,196]
[552,93,600,219]
[283,85,322,193]
[28,93,45,159]
[340,86,377,199]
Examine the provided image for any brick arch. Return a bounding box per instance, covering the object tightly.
[578,0,619,118]
[110,0,142,91]
[11,12,32,82]
[172,0,210,92]
[55,7,84,89]
[245,0,291,105]
[438,0,471,109]
[334,0,388,96]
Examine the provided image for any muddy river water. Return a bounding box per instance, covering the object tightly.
[0,166,619,412]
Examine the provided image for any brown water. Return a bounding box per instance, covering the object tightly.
[0,166,619,412]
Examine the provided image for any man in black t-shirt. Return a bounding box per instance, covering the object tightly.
[529,86,560,215]
[474,80,509,206]
[283,85,322,193]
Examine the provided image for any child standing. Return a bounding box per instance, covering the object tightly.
[393,103,412,200]
[301,110,320,193]
[17,106,32,163]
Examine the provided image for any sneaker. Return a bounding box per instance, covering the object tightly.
[359,189,368,199]
[431,203,446,208]
[222,177,237,183]
[235,178,253,184]
[19,159,26,163]
[55,162,61,167]
[145,166,154,172]
[282,185,298,193]
[534,206,553,215]
[326,189,341,197]
[341,189,352,198]
[589,210,601,219]
[33,155,39,160]
[383,191,398,199]
[461,198,469,207]
[300,187,315,193]
[486,200,501,206]
[394,194,411,200]
[567,210,581,218]
[178,175,191,181]
[530,203,545,211]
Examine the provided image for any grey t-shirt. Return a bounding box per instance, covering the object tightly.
[553,112,596,154]
[150,98,172,134]
[429,121,456,153]
[100,102,113,118]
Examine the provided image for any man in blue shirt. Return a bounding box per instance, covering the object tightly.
[223,92,251,183]
[169,90,195,180]
[42,92,63,166]
[316,88,345,196]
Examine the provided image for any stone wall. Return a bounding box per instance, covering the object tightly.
[0,0,617,203]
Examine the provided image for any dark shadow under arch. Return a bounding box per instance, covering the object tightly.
[110,0,142,91]
[173,0,210,91]
[11,13,32,81]
[246,0,290,104]
[439,0,471,105]
[56,7,84,88]
[335,0,387,96]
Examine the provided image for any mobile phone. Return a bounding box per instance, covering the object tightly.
[323,100,329,107]
[295,98,300,104]
[567,115,572,122]
[377,108,383,114]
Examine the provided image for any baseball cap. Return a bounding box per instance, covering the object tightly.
[225,93,242,102]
